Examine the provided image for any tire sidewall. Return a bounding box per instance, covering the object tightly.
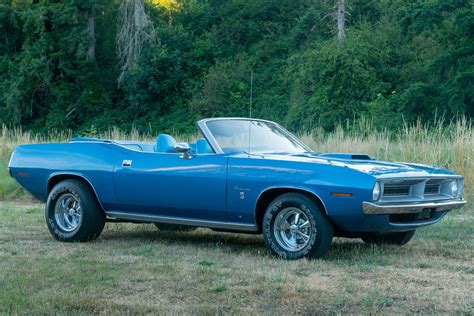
[263,194,326,259]
[46,180,95,241]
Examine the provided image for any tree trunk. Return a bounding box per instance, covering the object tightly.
[116,0,156,86]
[337,0,345,43]
[86,8,95,61]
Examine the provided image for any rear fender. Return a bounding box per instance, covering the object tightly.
[47,172,106,212]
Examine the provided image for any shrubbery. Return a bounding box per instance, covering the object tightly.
[0,0,472,134]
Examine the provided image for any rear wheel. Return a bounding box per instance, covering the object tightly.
[46,179,105,242]
[154,223,196,232]
[262,193,333,259]
[362,230,416,245]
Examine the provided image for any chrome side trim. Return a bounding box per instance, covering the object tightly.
[106,211,259,232]
[363,199,466,215]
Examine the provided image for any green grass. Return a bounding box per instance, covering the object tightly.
[0,201,472,314]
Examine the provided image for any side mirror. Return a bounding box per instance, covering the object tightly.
[175,142,192,159]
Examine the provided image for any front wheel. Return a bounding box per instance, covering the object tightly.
[45,179,105,242]
[262,193,333,260]
[362,230,416,245]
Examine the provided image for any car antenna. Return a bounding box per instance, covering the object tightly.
[248,70,253,156]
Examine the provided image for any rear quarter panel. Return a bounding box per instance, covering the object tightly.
[9,143,121,209]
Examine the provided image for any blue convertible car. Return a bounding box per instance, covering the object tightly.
[8,118,466,259]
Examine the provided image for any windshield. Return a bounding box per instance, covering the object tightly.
[206,119,309,154]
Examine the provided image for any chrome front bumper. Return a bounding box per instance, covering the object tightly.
[363,199,466,215]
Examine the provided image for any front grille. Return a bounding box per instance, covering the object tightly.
[379,177,455,202]
[383,185,411,196]
[382,180,420,197]
[424,179,443,195]
[424,184,440,195]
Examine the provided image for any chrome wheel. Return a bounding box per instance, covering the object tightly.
[273,207,313,251]
[54,193,82,232]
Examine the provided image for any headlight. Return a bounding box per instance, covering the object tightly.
[372,182,381,201]
[451,180,459,197]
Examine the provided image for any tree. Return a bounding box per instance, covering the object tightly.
[337,0,345,43]
[0,0,472,133]
[86,7,95,61]
[116,0,157,86]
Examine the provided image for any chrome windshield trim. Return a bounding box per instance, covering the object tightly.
[196,117,312,154]
[107,211,259,232]
[363,199,466,215]
[196,119,224,154]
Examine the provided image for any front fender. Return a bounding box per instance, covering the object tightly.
[226,154,376,224]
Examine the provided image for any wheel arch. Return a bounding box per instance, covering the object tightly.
[254,186,329,232]
[47,172,106,212]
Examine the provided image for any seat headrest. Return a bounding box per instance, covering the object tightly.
[196,138,213,154]
[155,134,177,153]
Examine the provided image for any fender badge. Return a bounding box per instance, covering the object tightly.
[234,186,250,192]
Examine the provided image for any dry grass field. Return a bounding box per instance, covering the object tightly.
[0,201,472,314]
[1,119,473,314]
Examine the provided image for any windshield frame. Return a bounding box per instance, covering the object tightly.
[196,117,312,154]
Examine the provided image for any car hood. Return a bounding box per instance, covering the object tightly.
[262,152,460,178]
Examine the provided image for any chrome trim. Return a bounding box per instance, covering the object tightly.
[174,142,190,152]
[363,199,466,215]
[273,207,312,251]
[174,142,193,159]
[196,119,223,154]
[196,117,312,154]
[377,174,464,180]
[54,193,82,232]
[107,211,259,232]
[8,150,15,178]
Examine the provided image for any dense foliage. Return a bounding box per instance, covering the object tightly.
[0,0,472,134]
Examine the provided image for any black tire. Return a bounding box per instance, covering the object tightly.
[262,193,333,260]
[154,223,196,232]
[45,179,105,242]
[362,230,416,245]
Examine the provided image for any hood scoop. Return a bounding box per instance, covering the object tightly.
[318,153,373,160]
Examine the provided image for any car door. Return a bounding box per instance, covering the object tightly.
[113,151,228,222]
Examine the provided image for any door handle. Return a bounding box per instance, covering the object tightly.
[122,160,132,168]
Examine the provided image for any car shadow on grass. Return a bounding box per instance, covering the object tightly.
[102,226,264,249]
[325,239,408,265]
[100,225,401,262]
